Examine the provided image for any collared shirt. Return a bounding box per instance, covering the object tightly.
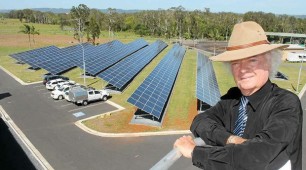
[190,80,303,170]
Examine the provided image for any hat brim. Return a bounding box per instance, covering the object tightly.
[210,44,289,62]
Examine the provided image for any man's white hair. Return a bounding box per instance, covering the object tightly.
[222,49,282,79]
[266,49,282,79]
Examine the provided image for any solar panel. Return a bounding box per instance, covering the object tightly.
[36,43,96,74]
[9,40,128,75]
[9,46,60,69]
[196,52,221,106]
[97,40,168,89]
[127,44,186,119]
[19,43,92,74]
[80,39,148,75]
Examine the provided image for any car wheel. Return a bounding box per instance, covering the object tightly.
[102,95,107,101]
[58,95,63,100]
[82,100,88,106]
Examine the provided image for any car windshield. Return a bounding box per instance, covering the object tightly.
[58,88,64,91]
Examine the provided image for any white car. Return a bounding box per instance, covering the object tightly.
[54,80,77,91]
[46,79,67,90]
[64,91,70,101]
[51,85,71,100]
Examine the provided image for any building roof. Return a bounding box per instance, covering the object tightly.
[266,32,306,38]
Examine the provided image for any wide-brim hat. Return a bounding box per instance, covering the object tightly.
[210,21,289,62]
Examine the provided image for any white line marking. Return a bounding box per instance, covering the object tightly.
[60,103,73,107]
[33,85,45,88]
[0,105,54,170]
[68,102,105,112]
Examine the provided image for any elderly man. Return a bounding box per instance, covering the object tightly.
[174,21,302,170]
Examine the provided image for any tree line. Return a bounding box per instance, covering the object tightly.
[5,4,306,44]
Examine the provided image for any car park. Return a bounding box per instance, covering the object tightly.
[46,79,67,90]
[43,75,69,85]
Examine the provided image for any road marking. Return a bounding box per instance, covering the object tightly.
[73,112,86,118]
[53,100,64,103]
[60,103,73,107]
[68,102,105,112]
[33,85,45,88]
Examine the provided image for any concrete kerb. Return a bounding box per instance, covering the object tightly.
[74,101,191,137]
[0,105,54,170]
[298,83,306,99]
[0,66,42,85]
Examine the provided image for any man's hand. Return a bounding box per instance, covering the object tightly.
[226,135,247,144]
[174,135,196,158]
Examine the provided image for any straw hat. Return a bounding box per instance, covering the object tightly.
[210,21,288,62]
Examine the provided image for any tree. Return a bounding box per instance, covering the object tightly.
[19,24,32,48]
[70,4,90,42]
[107,8,117,38]
[86,17,100,45]
[30,25,40,46]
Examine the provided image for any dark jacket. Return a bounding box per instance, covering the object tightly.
[191,80,303,170]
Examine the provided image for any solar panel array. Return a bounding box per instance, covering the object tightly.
[34,43,95,74]
[127,44,186,119]
[97,40,168,89]
[75,40,125,71]
[9,39,146,75]
[80,39,148,75]
[10,45,60,69]
[196,52,221,106]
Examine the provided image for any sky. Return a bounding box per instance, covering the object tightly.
[0,0,305,15]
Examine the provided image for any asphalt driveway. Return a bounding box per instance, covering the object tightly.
[0,68,196,170]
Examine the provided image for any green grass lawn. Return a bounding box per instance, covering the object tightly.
[0,18,71,35]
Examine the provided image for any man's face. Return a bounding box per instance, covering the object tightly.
[230,53,270,96]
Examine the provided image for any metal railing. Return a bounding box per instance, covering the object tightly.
[150,138,206,170]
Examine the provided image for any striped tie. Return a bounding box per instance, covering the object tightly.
[233,96,248,137]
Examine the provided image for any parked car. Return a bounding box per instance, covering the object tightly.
[64,91,70,102]
[54,80,77,91]
[43,75,69,85]
[46,79,67,90]
[63,85,92,102]
[69,87,109,106]
[51,85,71,100]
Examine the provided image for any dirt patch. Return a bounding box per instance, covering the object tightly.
[183,41,228,55]
[84,99,198,133]
[0,34,113,48]
[83,107,160,133]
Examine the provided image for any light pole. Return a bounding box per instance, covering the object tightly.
[296,51,305,93]
[79,43,86,86]
[64,18,86,86]
[77,18,86,86]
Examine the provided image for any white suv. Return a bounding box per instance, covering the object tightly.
[46,79,67,90]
